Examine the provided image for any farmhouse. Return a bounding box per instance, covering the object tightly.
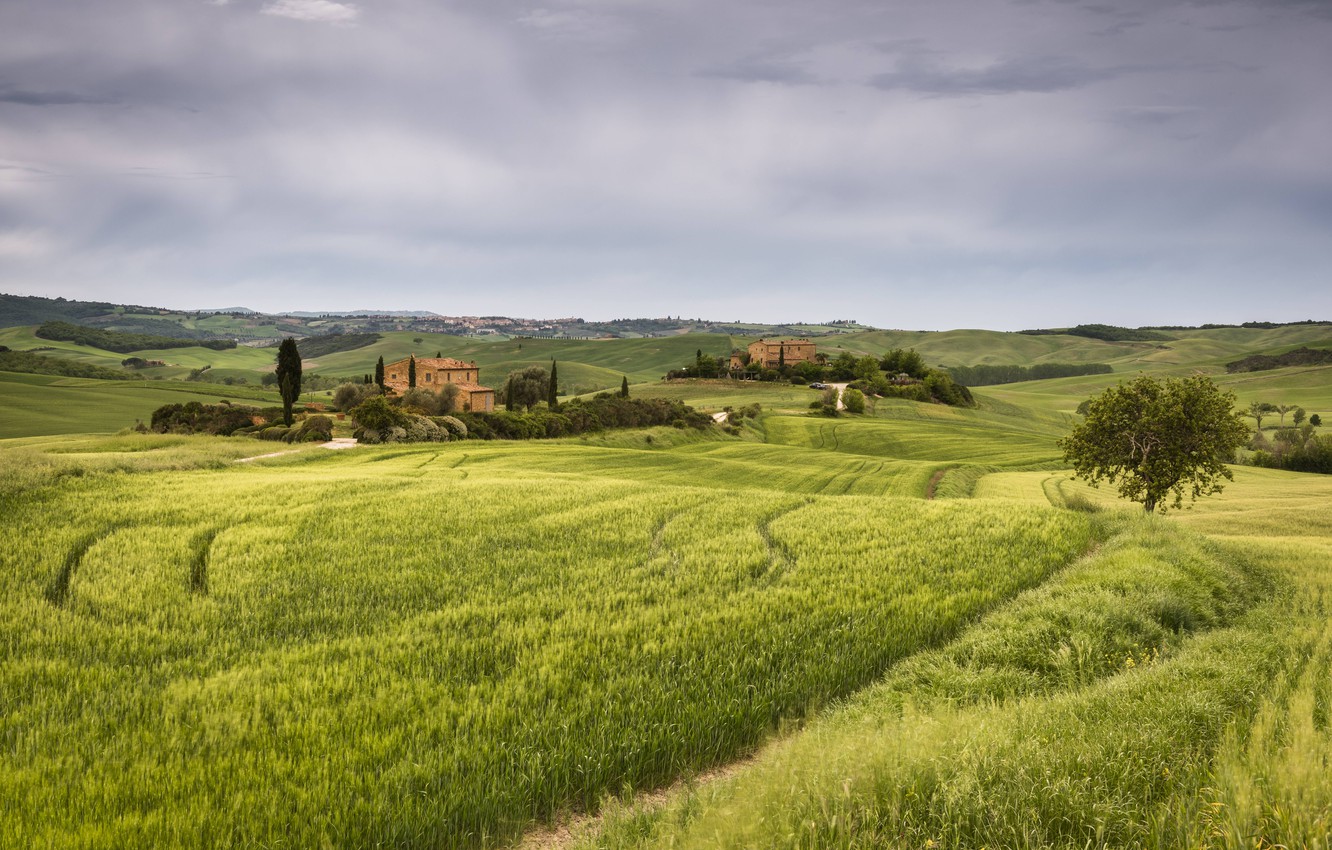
[731,338,818,370]
[383,356,496,412]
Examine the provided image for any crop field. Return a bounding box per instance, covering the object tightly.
[4,320,1332,849]
[0,372,290,438]
[0,436,1095,848]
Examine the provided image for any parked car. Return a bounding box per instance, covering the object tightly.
[809,382,827,389]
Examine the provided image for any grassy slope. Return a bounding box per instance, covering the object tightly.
[0,372,292,437]
[0,434,1093,849]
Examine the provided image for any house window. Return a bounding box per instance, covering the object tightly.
[426,374,433,383]
[390,373,397,379]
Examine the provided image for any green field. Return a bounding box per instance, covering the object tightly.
[3,321,1331,849]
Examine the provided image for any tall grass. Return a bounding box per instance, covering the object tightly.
[0,437,1095,849]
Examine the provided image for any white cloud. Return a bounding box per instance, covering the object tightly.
[262,0,359,24]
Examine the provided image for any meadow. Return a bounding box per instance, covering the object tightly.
[1,436,1094,848]
[2,321,1331,849]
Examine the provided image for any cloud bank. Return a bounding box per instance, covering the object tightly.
[0,0,1328,328]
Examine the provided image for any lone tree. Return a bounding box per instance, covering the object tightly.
[548,360,559,409]
[1059,375,1249,513]
[620,375,630,398]
[275,337,303,427]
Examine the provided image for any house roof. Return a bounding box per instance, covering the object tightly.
[453,382,493,393]
[386,356,475,370]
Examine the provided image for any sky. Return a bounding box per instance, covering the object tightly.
[1,0,1330,330]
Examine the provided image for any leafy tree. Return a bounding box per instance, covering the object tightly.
[375,356,385,391]
[1293,407,1307,426]
[333,382,378,412]
[1247,401,1276,431]
[408,355,417,389]
[1059,375,1249,513]
[504,366,550,412]
[853,356,880,383]
[548,360,559,409]
[275,337,302,427]
[1312,414,1323,428]
[620,376,630,398]
[1275,403,1295,426]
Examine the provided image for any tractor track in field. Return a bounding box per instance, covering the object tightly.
[45,523,128,607]
[188,528,222,595]
[752,500,809,582]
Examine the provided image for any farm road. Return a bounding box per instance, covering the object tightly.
[234,438,359,463]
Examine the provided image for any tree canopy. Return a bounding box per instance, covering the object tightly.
[276,337,302,427]
[1059,375,1249,513]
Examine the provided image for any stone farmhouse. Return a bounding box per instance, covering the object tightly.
[731,338,818,370]
[383,356,495,412]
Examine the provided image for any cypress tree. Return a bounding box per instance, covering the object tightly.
[363,374,371,384]
[779,344,786,369]
[620,376,629,398]
[408,355,417,389]
[374,356,385,390]
[275,337,302,427]
[505,375,516,412]
[548,360,559,409]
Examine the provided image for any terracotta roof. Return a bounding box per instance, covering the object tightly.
[453,382,493,393]
[386,356,475,370]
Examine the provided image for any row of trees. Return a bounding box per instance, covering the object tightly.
[1246,401,1320,431]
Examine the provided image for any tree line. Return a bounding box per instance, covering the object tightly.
[35,321,237,353]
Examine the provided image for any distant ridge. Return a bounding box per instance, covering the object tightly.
[195,307,258,314]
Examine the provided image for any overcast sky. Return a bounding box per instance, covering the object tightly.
[1,0,1329,329]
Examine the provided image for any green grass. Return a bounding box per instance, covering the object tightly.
[5,318,1332,849]
[0,371,291,437]
[0,435,1094,849]
[573,505,1332,850]
[614,379,823,412]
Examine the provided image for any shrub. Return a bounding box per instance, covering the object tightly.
[434,416,468,439]
[333,382,380,412]
[149,402,257,436]
[843,387,866,414]
[259,426,289,441]
[351,396,410,433]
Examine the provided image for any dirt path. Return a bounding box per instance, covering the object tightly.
[925,469,947,499]
[234,438,359,463]
[517,755,757,850]
[829,382,849,410]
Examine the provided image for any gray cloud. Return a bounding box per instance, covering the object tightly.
[0,88,116,106]
[0,0,1327,328]
[697,55,823,86]
[870,55,1130,96]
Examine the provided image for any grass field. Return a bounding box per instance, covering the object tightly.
[3,320,1331,849]
[1,436,1094,848]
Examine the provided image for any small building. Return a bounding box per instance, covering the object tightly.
[736,338,817,370]
[383,356,495,412]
